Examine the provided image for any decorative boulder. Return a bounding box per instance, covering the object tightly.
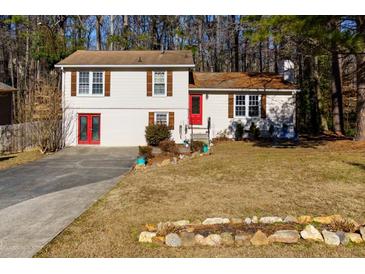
[313,215,342,225]
[336,231,349,245]
[199,234,222,246]
[360,226,365,240]
[297,215,313,224]
[145,223,157,232]
[139,231,157,243]
[284,215,298,223]
[235,234,252,246]
[252,216,259,224]
[202,217,230,225]
[173,220,190,227]
[244,217,252,225]
[180,232,195,247]
[322,230,340,246]
[230,218,243,224]
[250,230,269,246]
[268,230,300,244]
[194,234,205,245]
[300,225,323,242]
[259,216,283,224]
[165,233,182,247]
[346,233,363,244]
[156,221,175,236]
[220,232,234,246]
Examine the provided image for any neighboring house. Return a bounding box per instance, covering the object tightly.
[55,50,299,146]
[0,82,16,126]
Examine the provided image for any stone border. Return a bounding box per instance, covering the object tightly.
[139,215,365,247]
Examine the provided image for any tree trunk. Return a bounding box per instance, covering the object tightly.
[95,16,103,50]
[109,15,114,50]
[331,51,344,135]
[356,53,365,140]
[259,42,263,73]
[314,56,329,132]
[242,38,248,72]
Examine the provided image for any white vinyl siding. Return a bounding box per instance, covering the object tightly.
[77,71,104,96]
[234,95,260,118]
[153,71,166,96]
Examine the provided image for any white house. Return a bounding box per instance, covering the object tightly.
[55,50,299,146]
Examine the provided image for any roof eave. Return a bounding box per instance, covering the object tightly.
[188,87,300,93]
[55,64,195,68]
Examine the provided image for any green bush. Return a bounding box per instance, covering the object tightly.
[191,140,205,152]
[159,139,179,155]
[145,124,171,146]
[249,122,261,139]
[235,122,244,141]
[138,146,153,159]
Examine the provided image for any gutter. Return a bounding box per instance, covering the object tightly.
[189,87,301,93]
[55,64,195,68]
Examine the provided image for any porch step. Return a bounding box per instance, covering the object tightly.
[191,133,209,144]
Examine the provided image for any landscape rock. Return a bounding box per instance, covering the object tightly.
[173,220,190,227]
[244,217,252,225]
[250,230,269,246]
[145,223,157,232]
[202,217,230,225]
[204,234,222,246]
[190,219,202,225]
[156,221,175,236]
[300,225,323,241]
[346,233,363,244]
[252,216,259,224]
[313,215,342,224]
[284,216,298,223]
[180,232,195,247]
[235,234,252,246]
[139,231,156,243]
[259,216,283,224]
[322,230,340,246]
[360,226,365,240]
[343,218,360,232]
[158,159,171,167]
[297,215,313,224]
[268,230,300,244]
[165,233,182,247]
[230,218,243,224]
[220,232,234,246]
[172,157,178,164]
[194,234,205,245]
[336,231,349,245]
[152,236,165,244]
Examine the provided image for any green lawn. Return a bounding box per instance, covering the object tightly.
[37,140,365,257]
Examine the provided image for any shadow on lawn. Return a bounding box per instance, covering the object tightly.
[250,134,353,149]
[345,161,365,171]
[0,155,15,162]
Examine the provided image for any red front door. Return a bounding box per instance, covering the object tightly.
[189,94,203,125]
[78,114,101,144]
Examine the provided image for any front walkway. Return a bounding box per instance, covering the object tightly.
[0,147,137,257]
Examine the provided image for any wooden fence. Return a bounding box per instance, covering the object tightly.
[0,122,37,154]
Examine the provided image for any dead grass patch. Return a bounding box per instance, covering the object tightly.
[36,140,365,257]
[0,150,43,170]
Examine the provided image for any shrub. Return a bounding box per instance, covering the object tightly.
[235,122,244,141]
[138,146,153,159]
[159,139,179,155]
[145,124,171,146]
[249,122,261,139]
[191,140,205,152]
[212,136,230,144]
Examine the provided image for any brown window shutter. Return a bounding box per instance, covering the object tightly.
[105,71,111,96]
[147,71,152,96]
[261,94,267,118]
[228,94,234,118]
[148,112,154,126]
[71,71,77,96]
[169,112,174,129]
[167,71,173,96]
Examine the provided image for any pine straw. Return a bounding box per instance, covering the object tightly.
[36,140,365,258]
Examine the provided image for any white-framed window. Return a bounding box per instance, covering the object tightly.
[153,71,166,96]
[77,71,104,96]
[154,112,168,125]
[234,95,260,118]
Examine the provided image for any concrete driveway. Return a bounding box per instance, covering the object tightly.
[0,147,137,257]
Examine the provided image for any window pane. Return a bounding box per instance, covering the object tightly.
[249,95,259,117]
[79,116,88,140]
[79,72,89,94]
[235,95,246,116]
[92,72,103,94]
[154,72,165,95]
[92,116,100,141]
[192,96,200,114]
[155,113,168,125]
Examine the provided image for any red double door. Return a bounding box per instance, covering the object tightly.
[189,94,203,125]
[78,113,101,144]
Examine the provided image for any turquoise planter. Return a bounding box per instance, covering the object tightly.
[136,156,146,166]
[202,144,209,153]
